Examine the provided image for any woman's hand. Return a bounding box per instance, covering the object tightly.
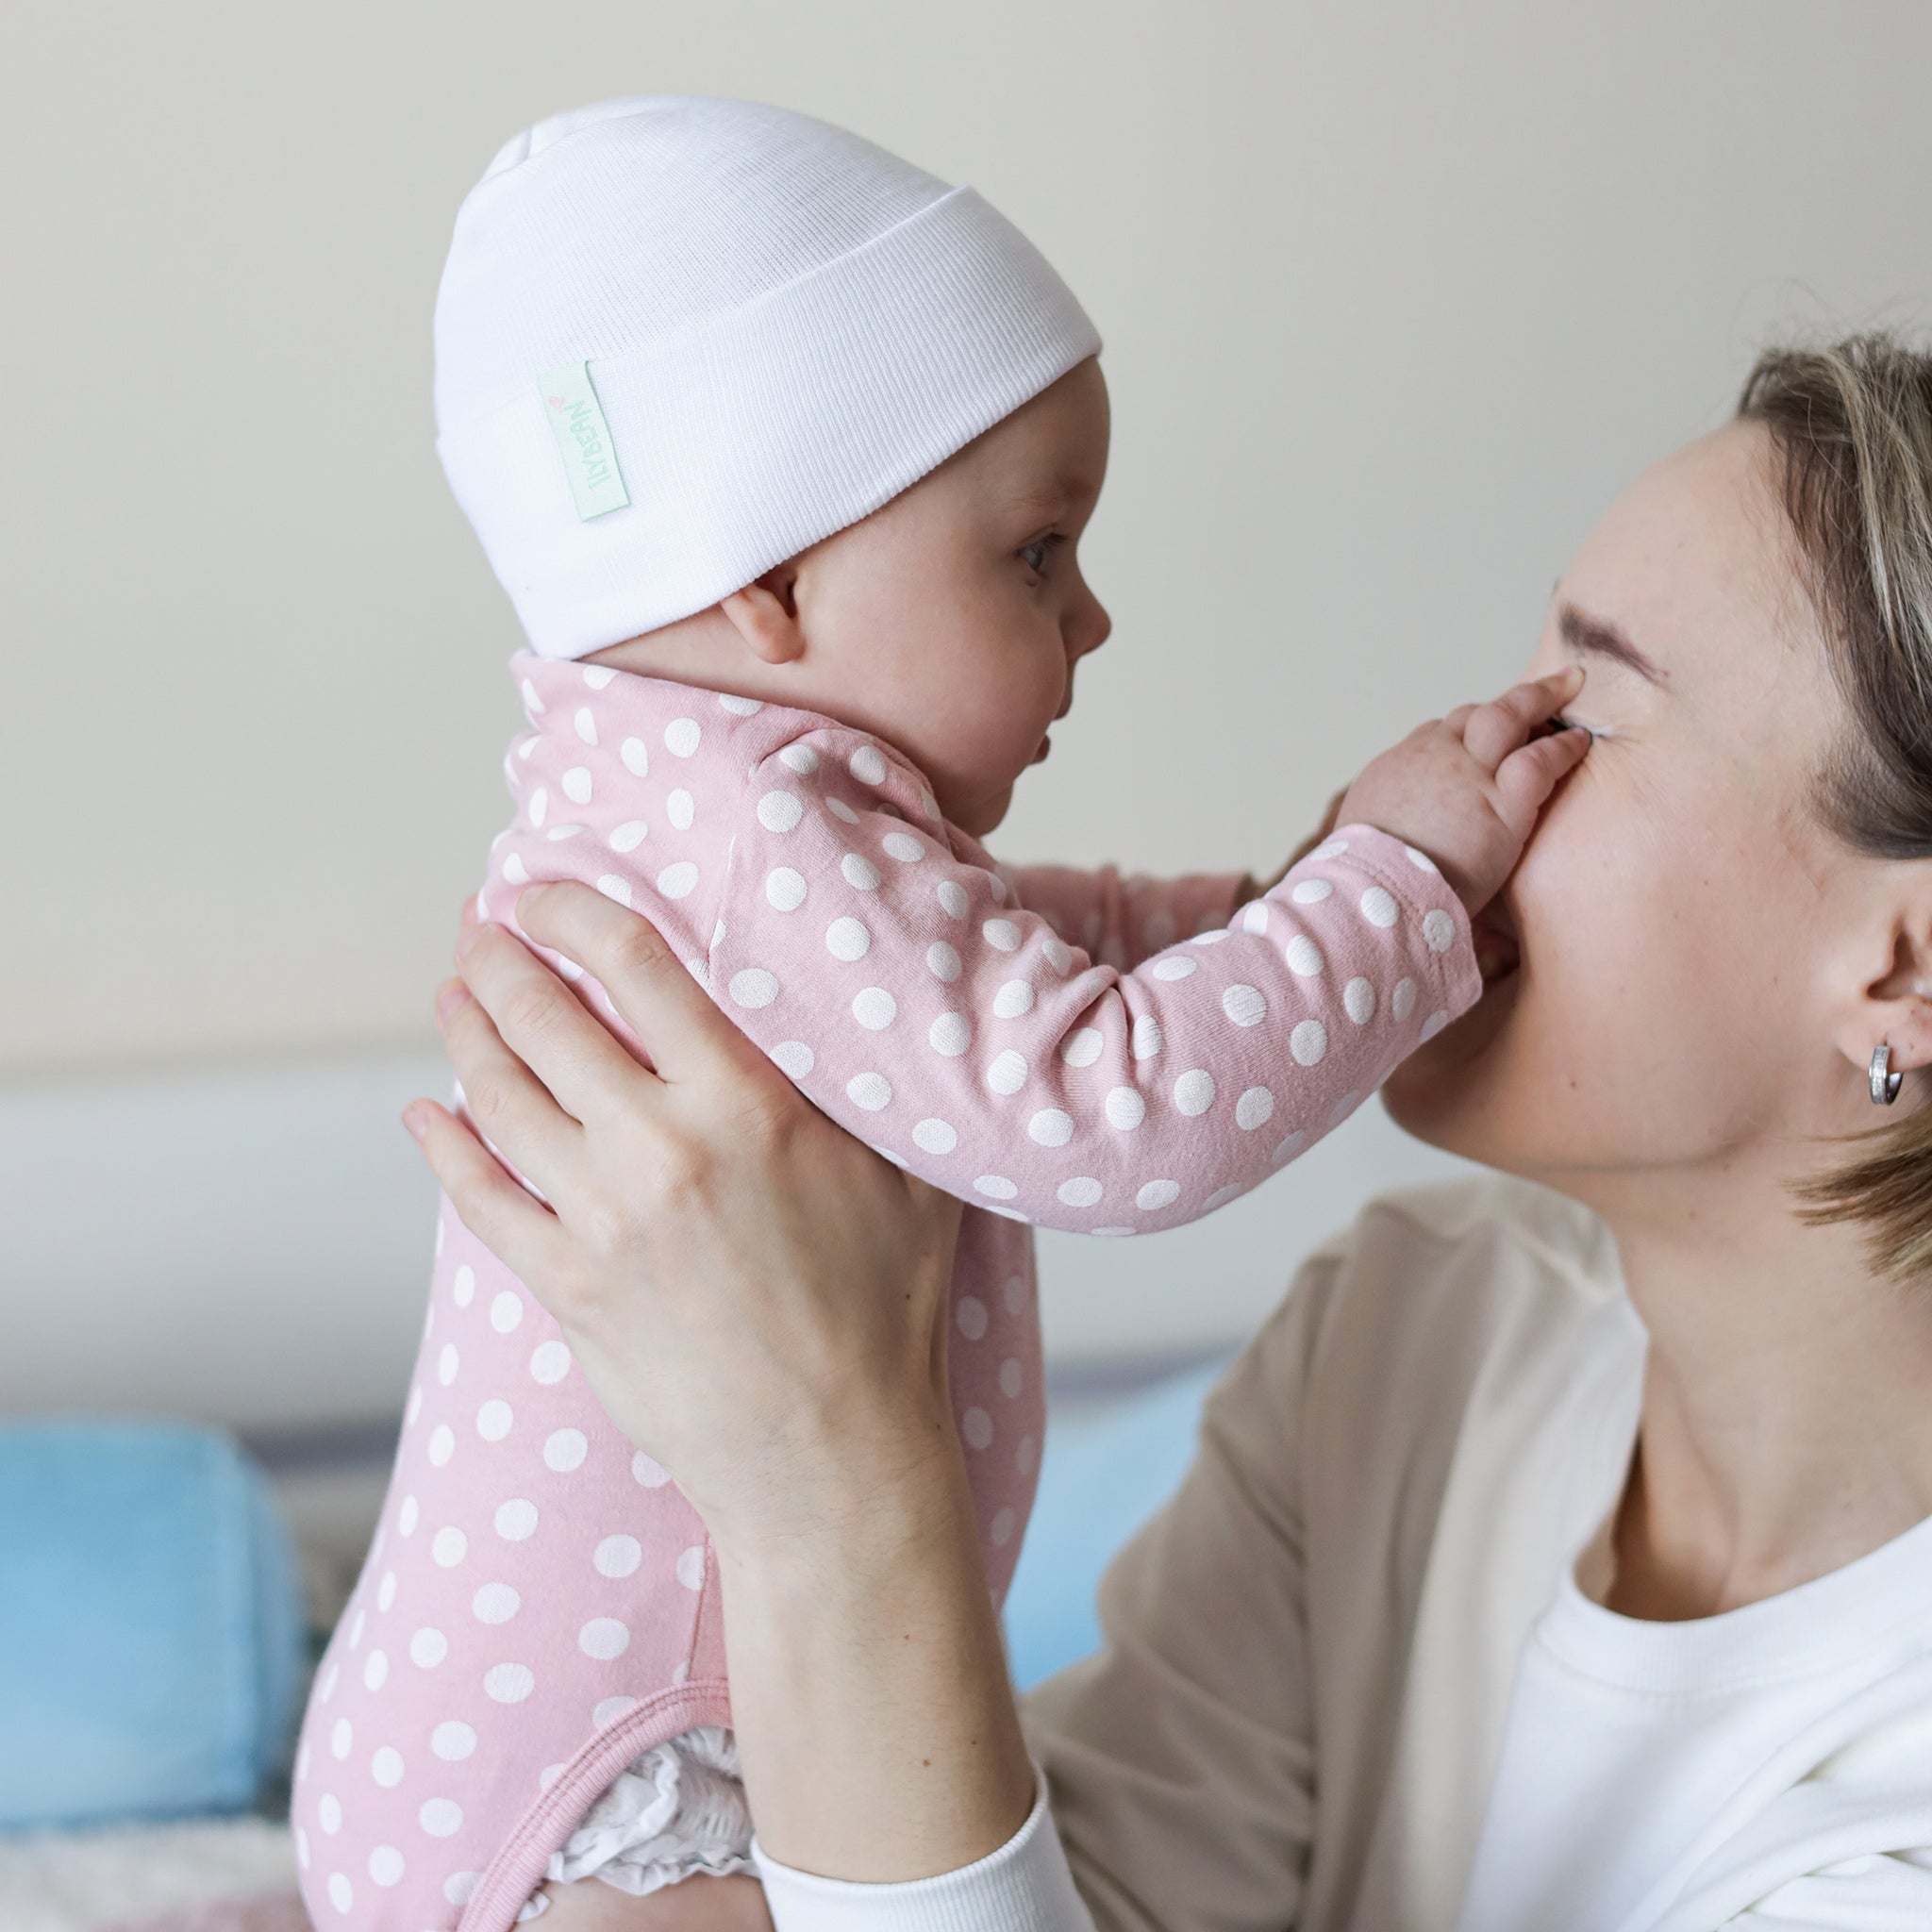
[407,879,963,1552]
[404,883,1036,1880]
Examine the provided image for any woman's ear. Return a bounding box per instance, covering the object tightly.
[719,564,807,666]
[1833,871,1932,1078]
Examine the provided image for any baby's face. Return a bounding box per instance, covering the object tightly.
[787,357,1113,834]
[589,358,1112,838]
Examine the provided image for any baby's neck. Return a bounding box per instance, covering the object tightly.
[583,606,771,706]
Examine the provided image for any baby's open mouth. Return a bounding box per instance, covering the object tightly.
[1473,896,1522,987]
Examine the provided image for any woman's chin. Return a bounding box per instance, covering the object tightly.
[1380,961,1524,1156]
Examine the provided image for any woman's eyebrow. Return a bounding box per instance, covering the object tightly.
[1557,601,1668,685]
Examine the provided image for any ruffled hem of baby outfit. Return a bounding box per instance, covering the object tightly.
[527,1724,754,1908]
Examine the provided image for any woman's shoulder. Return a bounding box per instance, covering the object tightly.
[1222,1172,1636,1477]
[1374,1169,1619,1276]
[1299,1170,1623,1328]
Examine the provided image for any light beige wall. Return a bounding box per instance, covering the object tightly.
[8,0,1931,1074]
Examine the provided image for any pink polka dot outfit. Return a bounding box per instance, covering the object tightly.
[291,654,1482,1929]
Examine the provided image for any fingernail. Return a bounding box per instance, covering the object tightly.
[435,979,469,1023]
[455,924,483,961]
[401,1105,428,1144]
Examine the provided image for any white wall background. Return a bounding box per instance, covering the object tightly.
[5,1,1931,1422]
[10,0,1932,1073]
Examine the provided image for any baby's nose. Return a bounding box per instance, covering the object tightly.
[1073,591,1112,658]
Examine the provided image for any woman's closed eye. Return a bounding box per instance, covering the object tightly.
[1531,711,1615,743]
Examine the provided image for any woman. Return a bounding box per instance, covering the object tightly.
[406,335,1932,1930]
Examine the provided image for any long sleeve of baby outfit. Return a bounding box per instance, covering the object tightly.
[707,721,1483,1236]
[1000,864,1249,973]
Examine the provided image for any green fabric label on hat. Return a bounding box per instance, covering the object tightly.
[539,361,629,521]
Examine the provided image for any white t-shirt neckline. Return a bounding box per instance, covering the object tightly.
[1546,1495,1932,1695]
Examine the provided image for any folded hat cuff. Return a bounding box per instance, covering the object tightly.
[437,186,1102,662]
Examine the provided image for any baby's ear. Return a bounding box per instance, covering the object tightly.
[720,564,806,665]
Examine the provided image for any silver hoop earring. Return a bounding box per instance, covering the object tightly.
[1870,1041,1905,1107]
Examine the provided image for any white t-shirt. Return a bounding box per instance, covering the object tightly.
[755,1176,1932,1930]
[1458,1516,1932,1932]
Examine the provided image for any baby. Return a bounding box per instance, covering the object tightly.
[292,97,1583,1932]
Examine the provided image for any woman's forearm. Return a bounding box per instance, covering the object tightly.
[714,1431,1036,1883]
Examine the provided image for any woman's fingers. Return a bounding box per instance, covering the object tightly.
[436,963,588,1198]
[403,1092,569,1287]
[454,920,643,1132]
[1461,668,1585,770]
[1491,720,1591,834]
[515,883,780,1091]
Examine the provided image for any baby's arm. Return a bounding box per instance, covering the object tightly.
[705,725,1479,1235]
[996,863,1249,972]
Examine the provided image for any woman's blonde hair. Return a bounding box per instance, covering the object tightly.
[1739,334,1932,1280]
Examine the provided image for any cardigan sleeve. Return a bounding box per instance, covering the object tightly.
[1018,1257,1341,1930]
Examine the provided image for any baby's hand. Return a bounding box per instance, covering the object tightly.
[1337,667,1591,913]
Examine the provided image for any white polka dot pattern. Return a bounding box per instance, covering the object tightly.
[846,1072,892,1111]
[728,969,778,1009]
[987,1051,1028,1095]
[1360,886,1400,929]
[1222,984,1267,1027]
[769,1040,814,1078]
[993,979,1036,1019]
[1174,1070,1217,1116]
[293,667,1480,1929]
[852,987,897,1030]
[825,917,870,961]
[1060,1028,1104,1068]
[1285,935,1324,977]
[929,1012,973,1057]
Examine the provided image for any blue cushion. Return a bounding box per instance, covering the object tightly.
[0,1420,305,1829]
[1003,1357,1231,1691]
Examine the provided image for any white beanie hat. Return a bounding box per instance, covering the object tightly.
[434,96,1102,661]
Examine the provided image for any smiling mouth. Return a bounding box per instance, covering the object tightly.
[1472,897,1522,987]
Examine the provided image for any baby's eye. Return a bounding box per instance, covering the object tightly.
[1019,537,1054,575]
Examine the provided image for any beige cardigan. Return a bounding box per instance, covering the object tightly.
[1024,1174,1643,1930]
[757,1174,1932,1928]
